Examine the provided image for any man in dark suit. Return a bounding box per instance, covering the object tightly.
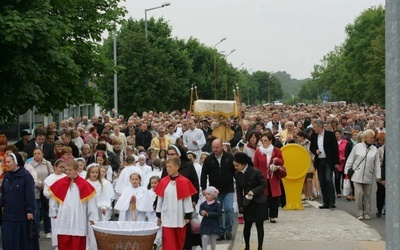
[310,119,339,209]
[230,117,243,148]
[91,115,104,135]
[14,130,31,152]
[24,127,55,161]
[60,131,80,158]
[344,118,362,133]
[299,111,311,129]
[241,121,252,143]
[201,119,213,152]
[135,123,152,150]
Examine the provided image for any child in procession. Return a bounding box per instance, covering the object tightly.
[147,175,162,248]
[76,158,87,178]
[114,172,153,221]
[100,165,115,221]
[85,163,112,250]
[199,186,222,250]
[154,157,197,250]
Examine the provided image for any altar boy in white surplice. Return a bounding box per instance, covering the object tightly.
[49,160,98,250]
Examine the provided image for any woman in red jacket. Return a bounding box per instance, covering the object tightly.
[253,132,284,223]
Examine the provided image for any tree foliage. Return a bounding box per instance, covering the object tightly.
[0,0,126,124]
[274,71,309,102]
[97,18,283,118]
[300,6,385,105]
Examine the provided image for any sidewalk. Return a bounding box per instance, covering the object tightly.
[231,201,385,250]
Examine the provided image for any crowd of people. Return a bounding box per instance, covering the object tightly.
[0,102,386,250]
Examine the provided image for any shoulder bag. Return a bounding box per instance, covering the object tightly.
[348,147,370,179]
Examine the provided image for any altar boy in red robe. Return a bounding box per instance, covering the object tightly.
[155,157,197,250]
[49,160,98,250]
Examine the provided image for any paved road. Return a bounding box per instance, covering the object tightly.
[333,180,386,240]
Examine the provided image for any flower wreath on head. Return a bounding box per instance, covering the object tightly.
[86,163,100,170]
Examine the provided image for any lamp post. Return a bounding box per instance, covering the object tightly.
[145,2,171,38]
[113,29,118,116]
[213,37,226,99]
[224,49,236,100]
[247,68,253,105]
[267,74,273,104]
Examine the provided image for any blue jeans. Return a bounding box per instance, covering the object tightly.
[317,159,336,206]
[217,192,234,235]
[34,199,51,237]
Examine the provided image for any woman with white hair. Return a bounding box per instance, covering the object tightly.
[344,129,381,220]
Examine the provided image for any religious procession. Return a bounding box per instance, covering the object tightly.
[0,94,386,250]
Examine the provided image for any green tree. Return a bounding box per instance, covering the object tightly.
[97,18,192,117]
[307,6,385,105]
[342,6,385,104]
[252,71,283,103]
[274,71,309,102]
[180,37,215,100]
[0,0,126,124]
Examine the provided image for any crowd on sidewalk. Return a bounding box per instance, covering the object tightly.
[0,102,386,250]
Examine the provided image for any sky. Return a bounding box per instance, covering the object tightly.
[121,0,385,80]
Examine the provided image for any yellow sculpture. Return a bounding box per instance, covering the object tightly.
[281,144,311,210]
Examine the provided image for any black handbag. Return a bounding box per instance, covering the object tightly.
[28,220,37,240]
[347,168,355,179]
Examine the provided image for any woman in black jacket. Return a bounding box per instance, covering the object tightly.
[234,152,268,250]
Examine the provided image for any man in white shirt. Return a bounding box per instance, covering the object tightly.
[265,112,282,133]
[167,124,179,144]
[183,119,206,162]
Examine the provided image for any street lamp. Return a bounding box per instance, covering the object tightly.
[224,49,236,100]
[145,2,171,38]
[113,30,118,115]
[213,37,227,99]
[268,74,273,104]
[247,68,253,105]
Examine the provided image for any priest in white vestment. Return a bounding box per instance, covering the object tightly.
[183,119,206,162]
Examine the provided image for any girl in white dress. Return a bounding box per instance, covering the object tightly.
[85,163,112,250]
[135,154,152,187]
[147,176,162,248]
[100,165,115,221]
[96,152,113,181]
[76,158,87,178]
[114,172,153,221]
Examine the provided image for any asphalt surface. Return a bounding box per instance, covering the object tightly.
[334,180,386,240]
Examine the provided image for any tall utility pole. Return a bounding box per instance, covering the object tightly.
[385,0,400,249]
[145,2,171,39]
[113,30,118,115]
[247,68,253,105]
[213,38,226,99]
[267,75,271,103]
[224,49,236,100]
